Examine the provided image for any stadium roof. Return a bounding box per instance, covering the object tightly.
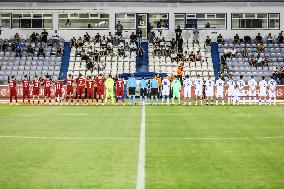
[0,0,284,2]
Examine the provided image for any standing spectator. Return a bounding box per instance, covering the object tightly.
[234,34,240,44]
[175,25,182,40]
[193,27,199,45]
[130,32,137,44]
[138,47,144,66]
[30,32,37,43]
[255,33,262,43]
[217,34,224,44]
[41,29,48,43]
[177,36,183,53]
[204,36,211,52]
[267,33,273,44]
[115,21,123,36]
[277,33,283,43]
[205,22,210,28]
[14,33,20,42]
[137,28,142,46]
[27,45,34,57]
[84,32,90,42]
[65,19,71,27]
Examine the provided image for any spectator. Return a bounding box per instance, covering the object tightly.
[14,33,20,42]
[263,56,269,67]
[56,46,63,56]
[84,32,90,42]
[177,36,183,53]
[2,41,7,53]
[115,21,123,36]
[15,45,22,57]
[130,32,137,43]
[95,33,101,43]
[137,28,142,46]
[255,33,262,43]
[41,29,48,43]
[257,42,264,53]
[38,46,45,57]
[86,60,94,72]
[277,33,283,43]
[249,56,256,67]
[175,25,182,40]
[138,47,144,66]
[130,41,137,52]
[267,33,273,44]
[77,37,83,47]
[27,45,34,57]
[242,47,248,58]
[193,27,199,45]
[217,34,223,44]
[65,19,71,27]
[205,22,210,28]
[234,34,240,44]
[204,36,211,52]
[195,51,202,61]
[244,35,252,44]
[256,55,263,67]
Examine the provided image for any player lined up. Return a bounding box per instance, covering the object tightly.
[8,73,277,105]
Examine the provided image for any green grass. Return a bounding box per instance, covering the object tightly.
[0,105,283,189]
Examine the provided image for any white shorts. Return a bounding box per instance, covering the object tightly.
[183,88,191,98]
[248,90,256,97]
[216,91,224,98]
[238,90,245,97]
[195,90,203,96]
[228,89,235,97]
[206,89,214,97]
[162,89,170,96]
[268,90,276,98]
[259,90,267,97]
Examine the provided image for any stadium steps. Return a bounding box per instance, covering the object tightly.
[211,42,220,79]
[136,41,149,72]
[59,42,71,80]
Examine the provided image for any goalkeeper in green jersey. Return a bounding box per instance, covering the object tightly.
[171,76,181,105]
[104,75,115,104]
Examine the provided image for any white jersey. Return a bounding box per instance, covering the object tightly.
[205,79,214,96]
[227,79,235,96]
[215,79,224,92]
[259,80,268,96]
[183,79,192,90]
[194,78,203,96]
[162,79,171,96]
[248,79,257,96]
[268,79,277,91]
[237,80,245,91]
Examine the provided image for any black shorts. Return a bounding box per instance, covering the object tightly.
[129,87,136,96]
[140,88,147,97]
[151,88,158,96]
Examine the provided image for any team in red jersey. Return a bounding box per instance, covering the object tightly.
[65,74,74,104]
[43,75,52,104]
[54,79,64,104]
[32,75,41,104]
[95,74,105,104]
[76,73,86,104]
[115,75,125,105]
[86,76,95,104]
[9,76,18,105]
[21,75,31,104]
[7,74,127,105]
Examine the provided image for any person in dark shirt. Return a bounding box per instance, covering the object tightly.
[278,33,283,44]
[84,32,90,42]
[255,33,262,43]
[130,32,137,43]
[175,25,182,40]
[170,38,176,50]
[30,32,37,43]
[137,28,142,46]
[204,36,211,52]
[234,34,240,44]
[115,21,123,36]
[177,36,183,53]
[38,46,45,57]
[217,34,224,44]
[95,33,101,43]
[205,22,210,28]
[41,29,48,43]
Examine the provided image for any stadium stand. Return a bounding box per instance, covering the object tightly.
[0,33,64,84]
[218,34,284,83]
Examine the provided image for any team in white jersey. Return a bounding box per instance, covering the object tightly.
[268,76,277,105]
[183,75,193,105]
[161,77,171,105]
[226,75,236,105]
[205,75,215,105]
[236,75,246,105]
[194,75,204,105]
[258,76,268,105]
[248,76,258,104]
[215,77,225,105]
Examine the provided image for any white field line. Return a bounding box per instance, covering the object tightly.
[0,114,96,117]
[136,105,145,189]
[150,136,283,141]
[0,135,138,141]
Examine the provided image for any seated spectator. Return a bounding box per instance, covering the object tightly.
[100,36,107,49]
[267,33,273,44]
[195,51,202,61]
[38,46,45,57]
[11,42,16,52]
[106,45,113,55]
[219,56,226,74]
[277,33,283,44]
[189,51,195,61]
[255,33,262,43]
[95,33,101,43]
[14,33,20,42]
[244,35,251,44]
[84,32,90,42]
[242,47,248,57]
[77,37,83,47]
[249,56,256,67]
[256,55,263,67]
[234,34,240,44]
[257,42,264,53]
[56,46,63,56]
[86,60,94,72]
[70,37,76,48]
[27,45,34,57]
[1,41,7,52]
[41,29,48,43]
[15,46,22,57]
[204,36,211,52]
[112,37,120,46]
[217,34,224,44]
[205,22,210,28]
[263,56,269,66]
[130,41,137,52]
[130,32,137,43]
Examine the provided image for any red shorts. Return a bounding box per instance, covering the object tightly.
[87,89,94,98]
[66,87,73,96]
[116,90,124,98]
[32,88,40,96]
[23,90,30,98]
[10,89,17,97]
[55,90,62,97]
[44,89,51,97]
[97,88,104,96]
[77,87,85,96]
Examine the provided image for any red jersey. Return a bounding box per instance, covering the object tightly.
[33,79,40,89]
[76,77,85,87]
[22,80,30,91]
[44,80,52,89]
[55,81,63,91]
[96,78,105,89]
[86,80,95,90]
[9,80,17,90]
[115,80,124,91]
[65,78,74,88]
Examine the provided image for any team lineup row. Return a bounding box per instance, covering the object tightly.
[7,73,278,106]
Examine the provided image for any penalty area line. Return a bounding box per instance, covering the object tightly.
[150,136,283,141]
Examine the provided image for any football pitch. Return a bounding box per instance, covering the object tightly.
[0,105,283,189]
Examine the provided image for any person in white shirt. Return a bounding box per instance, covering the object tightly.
[258,76,268,105]
[205,75,215,105]
[194,75,203,105]
[183,75,192,105]
[226,75,236,105]
[267,76,277,105]
[236,75,246,105]
[161,77,171,105]
[215,76,225,105]
[247,76,258,105]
